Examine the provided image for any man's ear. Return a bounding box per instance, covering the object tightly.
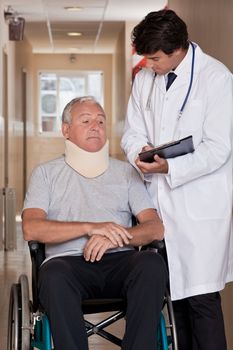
[62,123,70,139]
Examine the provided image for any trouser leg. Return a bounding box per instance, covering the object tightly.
[189,292,227,350]
[117,251,168,350]
[38,256,104,350]
[173,292,227,350]
[172,298,192,350]
[38,251,167,350]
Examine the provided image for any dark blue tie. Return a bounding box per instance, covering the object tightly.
[166,72,177,90]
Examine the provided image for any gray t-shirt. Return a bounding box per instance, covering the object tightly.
[23,156,155,261]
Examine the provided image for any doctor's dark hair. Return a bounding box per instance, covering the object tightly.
[132,9,189,55]
[62,96,104,124]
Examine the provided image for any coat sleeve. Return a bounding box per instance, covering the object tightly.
[121,70,152,166]
[166,70,233,189]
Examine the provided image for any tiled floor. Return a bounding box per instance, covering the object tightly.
[0,222,31,349]
[0,222,125,350]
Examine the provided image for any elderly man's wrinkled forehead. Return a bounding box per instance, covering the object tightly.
[70,100,105,117]
[62,96,105,124]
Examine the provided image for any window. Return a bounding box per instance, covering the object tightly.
[39,71,104,133]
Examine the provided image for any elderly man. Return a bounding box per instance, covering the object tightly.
[22,96,167,350]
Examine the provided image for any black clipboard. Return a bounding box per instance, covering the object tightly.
[138,135,194,163]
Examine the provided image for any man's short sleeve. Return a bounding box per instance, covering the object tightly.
[127,165,155,216]
[23,165,50,214]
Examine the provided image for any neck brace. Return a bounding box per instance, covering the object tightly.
[65,139,109,178]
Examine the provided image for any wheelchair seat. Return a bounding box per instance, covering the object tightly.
[7,239,178,350]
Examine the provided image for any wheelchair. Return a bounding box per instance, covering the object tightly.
[7,240,178,350]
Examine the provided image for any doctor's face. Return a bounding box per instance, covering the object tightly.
[145,48,186,75]
[62,101,107,152]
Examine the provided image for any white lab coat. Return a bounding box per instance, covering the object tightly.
[121,43,233,300]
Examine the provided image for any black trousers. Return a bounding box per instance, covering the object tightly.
[38,250,168,350]
[173,292,227,350]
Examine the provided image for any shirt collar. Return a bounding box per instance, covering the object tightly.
[174,42,194,76]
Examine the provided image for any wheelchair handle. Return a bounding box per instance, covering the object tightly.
[28,240,40,252]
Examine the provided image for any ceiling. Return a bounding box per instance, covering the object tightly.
[2,0,167,53]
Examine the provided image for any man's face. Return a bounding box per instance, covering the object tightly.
[62,101,107,152]
[144,48,184,75]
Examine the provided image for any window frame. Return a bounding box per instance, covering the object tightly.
[38,70,104,136]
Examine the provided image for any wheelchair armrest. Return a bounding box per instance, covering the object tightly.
[131,216,165,251]
[141,239,165,251]
[28,240,46,312]
[28,240,46,262]
[147,240,165,250]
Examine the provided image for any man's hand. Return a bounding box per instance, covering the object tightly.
[84,235,116,262]
[135,152,169,174]
[88,222,132,247]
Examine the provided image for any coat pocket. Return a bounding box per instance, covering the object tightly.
[183,173,231,220]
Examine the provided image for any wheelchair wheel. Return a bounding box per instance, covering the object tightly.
[7,284,21,350]
[162,290,178,350]
[7,275,31,350]
[19,275,31,349]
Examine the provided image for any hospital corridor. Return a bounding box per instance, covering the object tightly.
[1,0,233,349]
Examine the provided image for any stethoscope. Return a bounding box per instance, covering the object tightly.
[146,41,196,120]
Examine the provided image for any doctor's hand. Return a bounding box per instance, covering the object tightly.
[135,154,169,174]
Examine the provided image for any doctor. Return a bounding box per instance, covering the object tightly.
[121,9,233,350]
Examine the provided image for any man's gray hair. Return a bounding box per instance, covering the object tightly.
[62,96,103,124]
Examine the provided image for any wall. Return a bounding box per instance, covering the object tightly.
[0,4,33,213]
[0,2,7,190]
[168,0,233,72]
[111,20,139,160]
[168,1,233,348]
[124,21,138,105]
[27,53,112,178]
[12,39,33,211]
[112,24,126,159]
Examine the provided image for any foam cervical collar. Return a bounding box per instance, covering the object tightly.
[65,139,109,178]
